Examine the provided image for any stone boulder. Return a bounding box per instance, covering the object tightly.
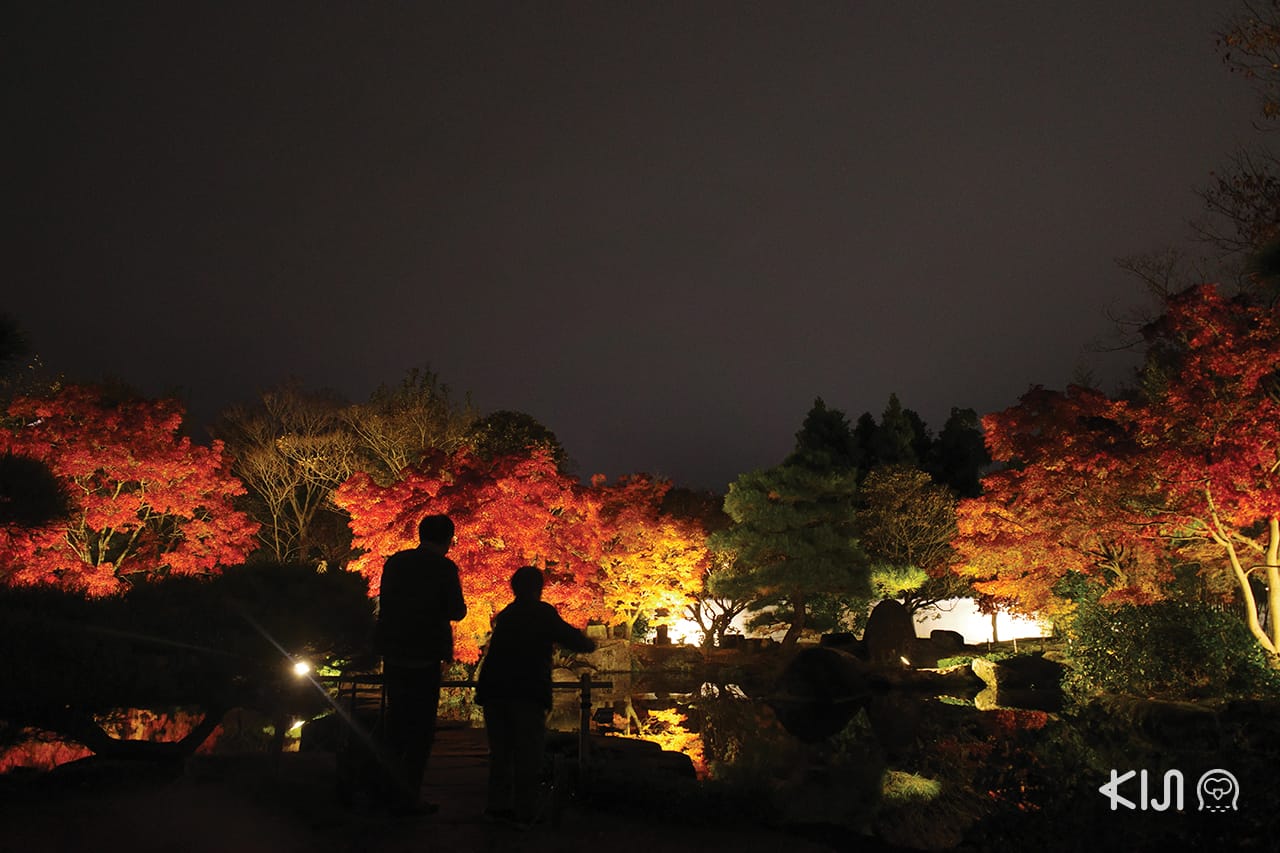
[929,629,966,651]
[863,599,916,665]
[580,638,631,673]
[820,632,867,660]
[971,654,1064,712]
[971,654,1064,691]
[630,641,704,674]
[1087,696,1222,750]
[906,636,945,668]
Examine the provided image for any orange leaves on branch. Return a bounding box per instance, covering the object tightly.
[0,386,259,594]
[592,475,710,636]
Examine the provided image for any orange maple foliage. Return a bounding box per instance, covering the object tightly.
[0,386,259,595]
[335,448,609,663]
[592,474,709,636]
[630,706,707,778]
[0,708,222,774]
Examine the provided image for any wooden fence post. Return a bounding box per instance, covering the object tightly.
[578,672,592,770]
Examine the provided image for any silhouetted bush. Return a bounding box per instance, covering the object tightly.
[0,563,375,752]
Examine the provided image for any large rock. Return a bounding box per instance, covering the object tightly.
[630,642,703,674]
[819,632,863,654]
[971,654,1064,712]
[971,654,1064,691]
[863,600,916,665]
[929,629,965,651]
[865,693,924,759]
[906,637,945,668]
[580,638,631,673]
[1089,696,1223,750]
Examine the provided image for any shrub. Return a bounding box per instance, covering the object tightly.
[934,650,1011,670]
[0,563,375,746]
[1065,599,1280,700]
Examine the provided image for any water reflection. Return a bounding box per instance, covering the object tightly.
[571,674,1049,850]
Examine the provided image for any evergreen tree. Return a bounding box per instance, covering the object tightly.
[852,411,878,473]
[786,397,858,472]
[709,463,867,651]
[870,393,921,468]
[469,409,568,469]
[930,407,989,498]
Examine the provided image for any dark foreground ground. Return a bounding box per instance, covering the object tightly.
[0,726,883,853]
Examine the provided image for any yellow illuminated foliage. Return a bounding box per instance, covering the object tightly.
[593,475,710,637]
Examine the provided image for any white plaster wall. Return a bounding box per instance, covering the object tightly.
[913,597,1051,644]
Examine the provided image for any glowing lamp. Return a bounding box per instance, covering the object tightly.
[291,659,312,678]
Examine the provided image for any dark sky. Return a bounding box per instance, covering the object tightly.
[4,2,1264,491]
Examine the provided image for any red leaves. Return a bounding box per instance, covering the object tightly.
[1137,285,1280,530]
[954,385,1165,617]
[336,454,715,661]
[953,284,1280,637]
[335,449,612,663]
[0,386,259,594]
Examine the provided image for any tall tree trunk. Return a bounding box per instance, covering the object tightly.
[990,610,999,644]
[781,595,807,652]
[1263,516,1280,660]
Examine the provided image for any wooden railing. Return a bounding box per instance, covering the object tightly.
[324,672,614,768]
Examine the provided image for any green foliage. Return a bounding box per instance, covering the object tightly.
[881,769,941,802]
[870,563,929,599]
[786,397,858,472]
[630,611,653,642]
[934,650,1011,670]
[0,451,71,529]
[1065,599,1280,700]
[930,407,990,498]
[869,393,926,469]
[468,409,567,467]
[852,396,988,496]
[709,462,868,645]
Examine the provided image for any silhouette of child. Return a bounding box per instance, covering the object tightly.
[475,565,596,826]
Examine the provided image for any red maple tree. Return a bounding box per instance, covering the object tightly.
[954,284,1280,654]
[952,385,1169,619]
[335,448,609,663]
[0,386,259,595]
[1127,284,1280,652]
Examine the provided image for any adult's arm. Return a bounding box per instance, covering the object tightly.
[550,611,597,654]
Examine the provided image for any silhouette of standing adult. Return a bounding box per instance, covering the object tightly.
[476,565,596,826]
[375,513,466,816]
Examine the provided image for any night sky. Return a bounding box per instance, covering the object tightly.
[4,2,1263,491]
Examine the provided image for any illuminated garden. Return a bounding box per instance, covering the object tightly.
[6,7,1280,852]
[4,270,1280,851]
